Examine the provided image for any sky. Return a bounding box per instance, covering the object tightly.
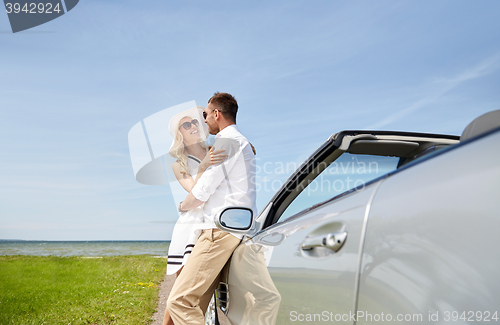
[1,0,499,240]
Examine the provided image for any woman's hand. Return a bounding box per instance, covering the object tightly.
[199,148,227,172]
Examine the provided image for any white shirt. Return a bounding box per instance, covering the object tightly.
[191,125,257,236]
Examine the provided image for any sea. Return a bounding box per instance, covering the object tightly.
[0,240,170,257]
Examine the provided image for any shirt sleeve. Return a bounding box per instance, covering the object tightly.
[191,137,240,202]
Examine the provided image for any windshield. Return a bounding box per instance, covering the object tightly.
[278,153,399,222]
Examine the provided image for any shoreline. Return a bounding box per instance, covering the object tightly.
[0,241,171,257]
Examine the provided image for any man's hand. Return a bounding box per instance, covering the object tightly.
[180,192,203,211]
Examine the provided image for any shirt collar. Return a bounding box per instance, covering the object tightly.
[215,124,238,138]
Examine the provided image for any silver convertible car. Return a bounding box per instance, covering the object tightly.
[213,110,500,325]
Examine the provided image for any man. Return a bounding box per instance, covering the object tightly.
[166,92,257,325]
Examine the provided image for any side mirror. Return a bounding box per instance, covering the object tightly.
[215,207,253,235]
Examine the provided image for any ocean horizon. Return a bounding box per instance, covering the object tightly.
[0,240,171,257]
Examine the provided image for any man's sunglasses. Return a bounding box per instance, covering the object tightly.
[203,108,218,120]
[179,119,199,130]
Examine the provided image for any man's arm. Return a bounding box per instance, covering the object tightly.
[181,138,240,211]
[179,192,203,211]
[193,139,239,193]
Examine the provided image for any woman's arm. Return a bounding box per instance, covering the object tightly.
[172,161,197,193]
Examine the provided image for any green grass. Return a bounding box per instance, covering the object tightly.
[0,256,167,325]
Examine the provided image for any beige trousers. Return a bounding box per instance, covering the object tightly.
[167,228,241,325]
[225,244,281,325]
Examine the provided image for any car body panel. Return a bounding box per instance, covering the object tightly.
[356,130,500,323]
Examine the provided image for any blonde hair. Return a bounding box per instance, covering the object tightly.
[169,119,207,176]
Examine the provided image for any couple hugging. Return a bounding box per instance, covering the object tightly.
[163,92,257,325]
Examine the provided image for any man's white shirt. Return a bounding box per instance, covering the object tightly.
[191,125,257,237]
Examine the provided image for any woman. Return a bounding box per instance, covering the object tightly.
[163,106,226,325]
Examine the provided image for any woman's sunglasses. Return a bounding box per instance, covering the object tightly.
[179,119,199,130]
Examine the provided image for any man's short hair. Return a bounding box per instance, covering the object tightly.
[208,92,238,122]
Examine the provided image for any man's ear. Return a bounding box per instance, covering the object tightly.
[214,109,222,122]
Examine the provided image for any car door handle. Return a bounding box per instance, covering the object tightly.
[301,231,347,252]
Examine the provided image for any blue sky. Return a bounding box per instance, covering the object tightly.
[1,0,499,240]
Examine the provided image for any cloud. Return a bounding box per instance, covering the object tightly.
[365,53,500,130]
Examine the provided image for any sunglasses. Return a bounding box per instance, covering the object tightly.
[179,119,199,130]
[203,108,218,120]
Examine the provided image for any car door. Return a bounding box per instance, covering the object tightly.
[253,183,380,324]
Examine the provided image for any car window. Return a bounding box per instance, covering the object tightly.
[277,153,399,223]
